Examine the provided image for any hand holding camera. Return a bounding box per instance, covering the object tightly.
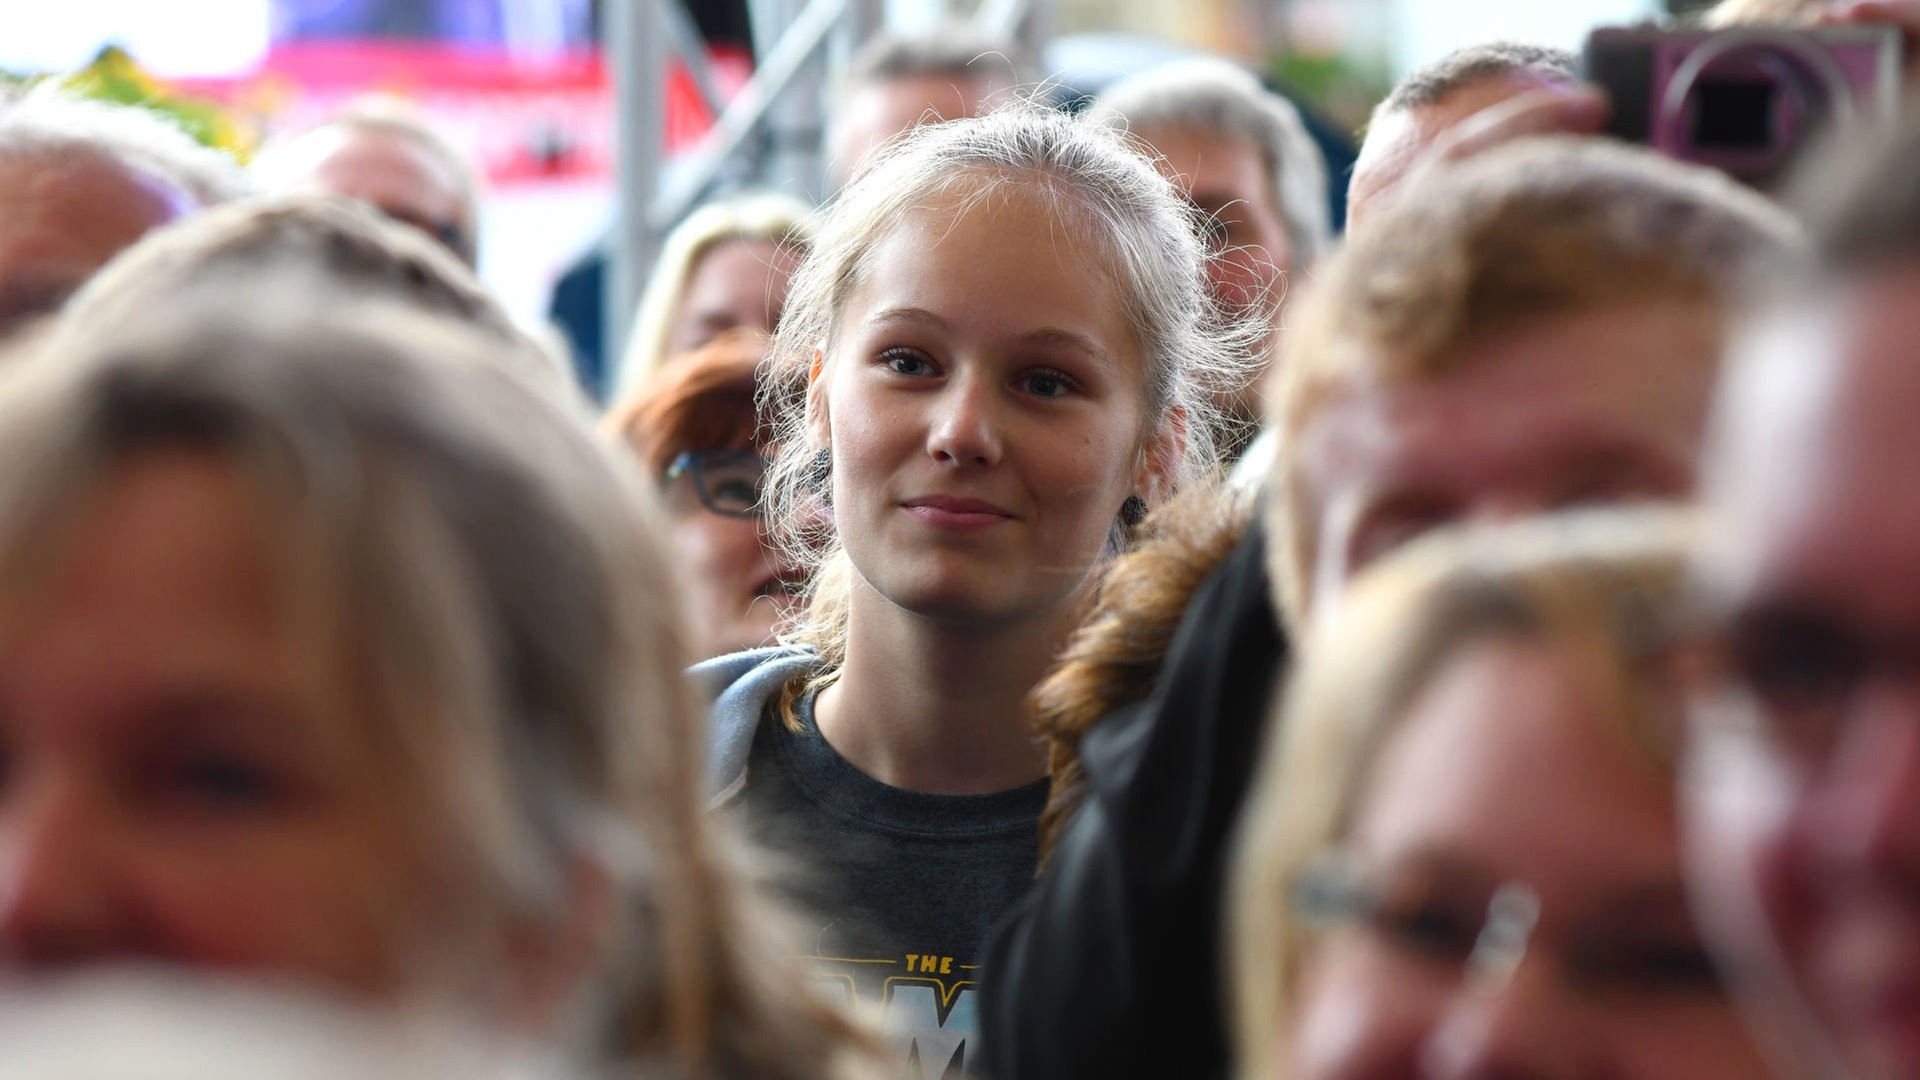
[1428,84,1612,166]
[1583,19,1903,188]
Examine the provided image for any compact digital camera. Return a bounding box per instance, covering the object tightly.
[1582,24,1902,188]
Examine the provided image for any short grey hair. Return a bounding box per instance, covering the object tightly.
[837,25,1033,99]
[1086,57,1333,267]
[1376,41,1579,117]
[0,88,251,206]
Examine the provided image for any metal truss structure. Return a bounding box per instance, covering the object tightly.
[604,0,1053,359]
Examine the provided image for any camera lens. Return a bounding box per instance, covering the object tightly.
[1690,80,1779,149]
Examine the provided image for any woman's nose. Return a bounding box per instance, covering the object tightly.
[1420,955,1591,1080]
[925,372,1004,468]
[0,771,131,969]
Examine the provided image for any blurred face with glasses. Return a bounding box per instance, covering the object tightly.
[1283,632,1766,1080]
[660,447,795,659]
[1684,270,1920,1080]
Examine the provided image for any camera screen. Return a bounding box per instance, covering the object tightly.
[1691,80,1777,149]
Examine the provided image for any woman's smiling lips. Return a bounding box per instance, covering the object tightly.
[902,495,1016,531]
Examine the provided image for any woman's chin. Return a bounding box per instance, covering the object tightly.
[0,965,572,1078]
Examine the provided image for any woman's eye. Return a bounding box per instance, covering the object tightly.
[1581,942,1724,995]
[161,751,289,815]
[709,476,760,508]
[880,348,933,376]
[1021,370,1076,399]
[1368,900,1482,963]
[1730,610,1866,712]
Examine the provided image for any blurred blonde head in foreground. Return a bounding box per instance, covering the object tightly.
[0,264,880,1077]
[1231,509,1769,1080]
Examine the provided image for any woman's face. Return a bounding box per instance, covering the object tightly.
[816,185,1157,627]
[1283,636,1768,1080]
[667,238,797,357]
[0,451,483,1000]
[662,450,794,659]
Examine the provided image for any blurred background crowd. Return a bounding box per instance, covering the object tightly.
[4,0,1920,1079]
[0,0,1695,383]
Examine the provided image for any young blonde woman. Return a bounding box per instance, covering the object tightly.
[1230,510,1771,1079]
[0,258,881,1077]
[697,101,1251,1069]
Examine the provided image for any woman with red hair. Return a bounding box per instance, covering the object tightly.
[609,330,798,660]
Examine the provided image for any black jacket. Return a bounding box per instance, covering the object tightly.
[979,516,1292,1080]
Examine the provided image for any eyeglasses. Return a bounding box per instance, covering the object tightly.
[1295,851,1542,987]
[664,450,766,519]
[1291,850,1722,998]
[378,207,473,263]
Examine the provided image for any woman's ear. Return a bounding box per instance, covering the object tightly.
[805,347,831,449]
[1135,405,1189,505]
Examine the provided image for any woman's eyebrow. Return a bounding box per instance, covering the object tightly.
[863,308,1111,363]
[864,306,951,331]
[1017,327,1110,364]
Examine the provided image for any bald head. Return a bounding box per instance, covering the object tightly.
[0,151,199,339]
[0,94,246,339]
[1349,42,1579,228]
[256,113,479,267]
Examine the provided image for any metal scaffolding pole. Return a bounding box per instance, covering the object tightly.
[607,0,1057,375]
[655,0,848,218]
[760,0,831,202]
[606,0,670,377]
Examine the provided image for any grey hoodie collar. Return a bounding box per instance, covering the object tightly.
[690,645,822,807]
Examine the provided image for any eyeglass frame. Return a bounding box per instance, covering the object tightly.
[1292,850,1543,989]
[663,449,768,520]
[1287,847,1724,998]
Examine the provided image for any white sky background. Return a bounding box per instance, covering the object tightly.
[0,0,270,76]
[0,0,594,325]
[1390,0,1662,73]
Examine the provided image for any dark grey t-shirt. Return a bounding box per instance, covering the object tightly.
[740,695,1047,1079]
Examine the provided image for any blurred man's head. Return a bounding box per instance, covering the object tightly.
[0,93,247,339]
[1685,114,1920,1080]
[824,27,1027,190]
[1348,41,1579,228]
[59,196,560,380]
[1270,137,1798,631]
[254,100,480,267]
[1087,58,1331,426]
